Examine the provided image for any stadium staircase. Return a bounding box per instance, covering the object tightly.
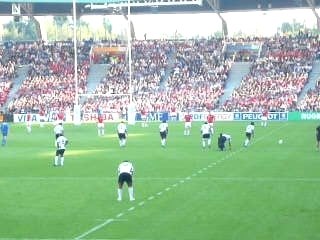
[4,65,29,109]
[86,64,108,93]
[159,49,176,90]
[298,60,320,101]
[218,61,251,107]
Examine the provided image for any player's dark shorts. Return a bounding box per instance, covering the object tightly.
[160,131,167,139]
[55,133,62,139]
[118,133,126,140]
[2,132,8,137]
[246,132,252,140]
[202,133,210,139]
[56,149,65,156]
[118,172,133,186]
[317,134,320,142]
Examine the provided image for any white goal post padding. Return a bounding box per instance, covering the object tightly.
[127,102,136,125]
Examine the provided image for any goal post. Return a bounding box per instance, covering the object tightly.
[127,102,136,125]
[73,104,81,125]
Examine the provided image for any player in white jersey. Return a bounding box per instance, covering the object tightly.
[200,122,212,149]
[159,120,169,147]
[54,122,64,139]
[117,160,135,201]
[244,122,255,147]
[117,121,127,147]
[54,134,68,166]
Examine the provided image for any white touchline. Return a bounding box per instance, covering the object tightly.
[74,123,289,240]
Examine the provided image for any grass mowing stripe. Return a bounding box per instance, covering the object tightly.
[73,123,290,239]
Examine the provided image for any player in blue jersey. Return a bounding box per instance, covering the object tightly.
[1,122,9,146]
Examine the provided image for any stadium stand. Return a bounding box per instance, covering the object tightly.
[3,35,320,115]
[0,46,15,108]
[222,35,318,112]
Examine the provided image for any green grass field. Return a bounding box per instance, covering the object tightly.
[1,120,320,240]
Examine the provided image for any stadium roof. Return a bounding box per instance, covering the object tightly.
[0,0,320,16]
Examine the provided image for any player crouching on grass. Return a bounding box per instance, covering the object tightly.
[54,133,68,167]
[218,133,232,151]
[117,160,135,201]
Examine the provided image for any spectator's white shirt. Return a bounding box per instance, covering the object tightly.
[118,161,134,176]
[201,124,211,135]
[56,136,68,150]
[159,122,168,132]
[117,123,127,134]
[246,125,255,134]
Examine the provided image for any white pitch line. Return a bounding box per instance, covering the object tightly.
[138,201,145,206]
[208,177,320,182]
[157,191,163,195]
[116,213,124,218]
[128,207,135,211]
[1,177,201,181]
[74,218,114,240]
[147,196,155,200]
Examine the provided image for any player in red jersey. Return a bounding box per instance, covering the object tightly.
[97,114,105,136]
[207,112,215,134]
[261,108,268,127]
[57,110,65,123]
[141,108,148,127]
[39,109,46,128]
[184,112,192,136]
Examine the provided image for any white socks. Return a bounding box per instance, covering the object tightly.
[117,187,134,201]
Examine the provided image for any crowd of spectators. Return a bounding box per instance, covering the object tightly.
[6,41,91,113]
[0,45,16,108]
[222,36,319,112]
[83,40,174,114]
[297,79,320,111]
[2,35,320,115]
[82,38,231,114]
